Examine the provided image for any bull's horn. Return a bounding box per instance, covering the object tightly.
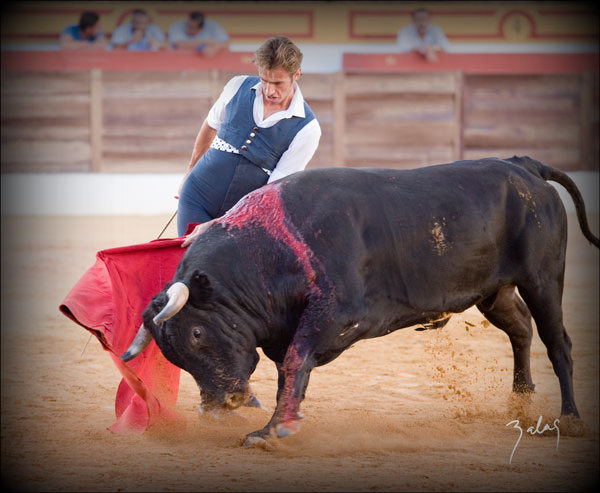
[153,282,189,325]
[121,323,152,362]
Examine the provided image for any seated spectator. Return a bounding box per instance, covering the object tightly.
[168,12,230,56]
[60,11,106,50]
[397,8,449,62]
[111,9,166,51]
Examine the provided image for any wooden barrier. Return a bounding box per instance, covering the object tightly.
[1,51,598,173]
[342,71,462,168]
[343,52,599,171]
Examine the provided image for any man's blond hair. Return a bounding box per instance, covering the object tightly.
[253,36,303,76]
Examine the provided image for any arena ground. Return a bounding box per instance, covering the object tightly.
[1,212,598,491]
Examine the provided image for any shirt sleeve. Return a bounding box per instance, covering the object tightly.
[148,24,166,42]
[267,119,322,183]
[60,25,76,38]
[168,21,185,43]
[110,24,130,44]
[396,26,418,52]
[432,25,450,50]
[207,20,229,42]
[205,75,247,130]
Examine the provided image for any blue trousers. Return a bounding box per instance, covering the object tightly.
[177,149,239,236]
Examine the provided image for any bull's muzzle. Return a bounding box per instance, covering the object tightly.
[120,323,153,362]
[225,392,247,410]
[153,282,189,325]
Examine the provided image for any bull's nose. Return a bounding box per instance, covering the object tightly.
[225,392,246,410]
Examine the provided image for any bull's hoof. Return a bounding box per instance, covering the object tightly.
[559,414,585,437]
[276,420,301,438]
[242,435,270,449]
[242,427,275,448]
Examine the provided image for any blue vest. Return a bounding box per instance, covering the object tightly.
[217,76,315,173]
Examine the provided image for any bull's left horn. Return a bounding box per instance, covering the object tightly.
[153,282,189,325]
[121,323,153,362]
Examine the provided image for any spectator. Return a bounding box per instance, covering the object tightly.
[168,11,230,56]
[111,9,166,51]
[397,8,449,62]
[177,36,321,242]
[60,11,106,50]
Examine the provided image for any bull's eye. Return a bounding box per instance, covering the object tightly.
[193,328,201,339]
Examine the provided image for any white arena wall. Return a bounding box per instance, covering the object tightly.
[1,171,598,216]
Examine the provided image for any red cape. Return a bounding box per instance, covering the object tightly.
[60,236,190,434]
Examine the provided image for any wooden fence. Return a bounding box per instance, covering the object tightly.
[1,52,598,173]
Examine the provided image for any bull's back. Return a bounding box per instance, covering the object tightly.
[278,160,565,312]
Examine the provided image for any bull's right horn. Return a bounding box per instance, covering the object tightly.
[121,323,153,362]
[153,282,189,325]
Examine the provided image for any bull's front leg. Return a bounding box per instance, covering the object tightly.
[243,344,315,446]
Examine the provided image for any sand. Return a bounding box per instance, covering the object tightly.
[1,213,598,491]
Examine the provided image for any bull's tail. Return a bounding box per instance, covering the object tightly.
[507,156,599,248]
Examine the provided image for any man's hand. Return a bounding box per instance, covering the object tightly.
[149,38,165,50]
[131,29,144,43]
[181,220,216,247]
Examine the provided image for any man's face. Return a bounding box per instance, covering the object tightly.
[258,66,301,106]
[413,11,430,35]
[132,14,149,32]
[82,23,99,39]
[185,18,203,36]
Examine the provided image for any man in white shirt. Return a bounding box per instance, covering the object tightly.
[168,11,229,56]
[397,8,449,62]
[178,36,321,242]
[111,9,166,51]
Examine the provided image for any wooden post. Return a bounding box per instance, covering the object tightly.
[453,70,464,161]
[89,68,103,172]
[333,70,346,166]
[579,71,592,170]
[210,68,221,104]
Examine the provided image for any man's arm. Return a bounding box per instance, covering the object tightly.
[177,75,246,196]
[177,120,217,196]
[60,27,107,50]
[110,25,140,49]
[172,38,229,54]
[60,34,107,50]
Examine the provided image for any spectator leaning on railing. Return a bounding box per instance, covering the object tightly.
[168,11,230,56]
[60,11,107,50]
[397,8,449,62]
[110,9,166,51]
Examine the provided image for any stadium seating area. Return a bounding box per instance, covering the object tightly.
[1,2,598,173]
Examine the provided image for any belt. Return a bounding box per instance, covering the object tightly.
[210,136,272,176]
[210,136,239,154]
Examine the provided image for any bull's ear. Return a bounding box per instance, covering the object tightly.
[188,270,213,307]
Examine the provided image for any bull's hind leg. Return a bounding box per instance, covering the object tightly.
[518,279,583,435]
[476,286,535,393]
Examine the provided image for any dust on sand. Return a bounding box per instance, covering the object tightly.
[1,213,598,491]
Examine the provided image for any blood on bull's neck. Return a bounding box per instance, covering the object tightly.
[216,183,318,289]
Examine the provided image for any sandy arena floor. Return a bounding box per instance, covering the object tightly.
[1,213,598,491]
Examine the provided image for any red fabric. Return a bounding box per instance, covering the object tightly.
[59,231,198,434]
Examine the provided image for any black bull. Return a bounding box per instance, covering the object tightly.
[122,156,599,446]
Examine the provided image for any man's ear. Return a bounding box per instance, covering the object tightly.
[188,270,213,307]
[293,68,301,83]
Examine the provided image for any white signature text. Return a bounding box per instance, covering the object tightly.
[506,416,560,464]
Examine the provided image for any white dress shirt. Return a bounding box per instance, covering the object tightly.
[396,24,450,52]
[206,75,321,183]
